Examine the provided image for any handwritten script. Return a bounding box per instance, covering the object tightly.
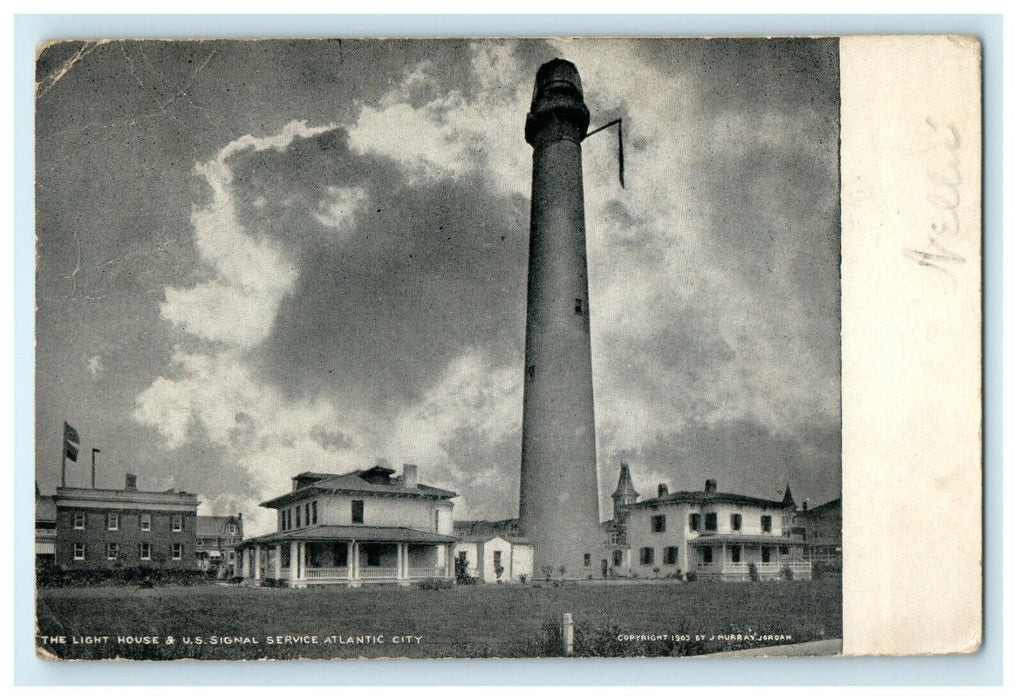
[903,119,967,276]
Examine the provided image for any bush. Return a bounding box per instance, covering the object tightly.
[519,574,528,584]
[747,562,760,582]
[782,566,794,581]
[417,578,454,590]
[229,576,244,584]
[36,565,211,589]
[684,571,697,582]
[454,556,476,585]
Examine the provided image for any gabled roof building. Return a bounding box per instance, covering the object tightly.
[601,464,815,582]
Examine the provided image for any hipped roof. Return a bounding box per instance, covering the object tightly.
[261,469,457,508]
[237,524,456,547]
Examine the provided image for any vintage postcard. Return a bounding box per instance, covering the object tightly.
[33,36,981,660]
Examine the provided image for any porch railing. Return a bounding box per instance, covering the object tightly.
[696,561,812,577]
[360,566,400,580]
[305,566,349,580]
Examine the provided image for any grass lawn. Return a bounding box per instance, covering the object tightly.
[36,578,841,660]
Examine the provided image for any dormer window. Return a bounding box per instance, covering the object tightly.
[352,500,364,524]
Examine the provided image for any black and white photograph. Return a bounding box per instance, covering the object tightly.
[35,36,847,660]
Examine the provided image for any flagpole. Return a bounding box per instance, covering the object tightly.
[61,439,66,488]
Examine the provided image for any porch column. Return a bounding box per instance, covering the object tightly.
[722,543,727,577]
[274,544,282,579]
[241,547,250,579]
[400,543,409,580]
[347,541,355,582]
[254,545,263,580]
[352,542,361,586]
[289,541,299,582]
[298,542,306,581]
[445,543,455,579]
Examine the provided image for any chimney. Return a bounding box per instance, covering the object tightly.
[403,464,418,489]
[704,479,717,493]
[125,473,138,491]
[803,500,809,512]
[657,483,669,498]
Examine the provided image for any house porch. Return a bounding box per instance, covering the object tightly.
[238,530,455,588]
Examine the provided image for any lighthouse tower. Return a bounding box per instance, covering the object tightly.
[518,59,603,578]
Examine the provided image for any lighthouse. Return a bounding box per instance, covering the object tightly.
[518,59,604,578]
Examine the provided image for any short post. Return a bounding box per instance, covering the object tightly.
[562,613,574,656]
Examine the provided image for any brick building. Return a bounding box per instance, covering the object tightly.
[53,473,199,570]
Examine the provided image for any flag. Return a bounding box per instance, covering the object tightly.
[63,421,80,462]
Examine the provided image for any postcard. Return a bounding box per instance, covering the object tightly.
[33,36,980,660]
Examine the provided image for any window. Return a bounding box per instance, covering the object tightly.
[107,513,119,531]
[140,513,151,531]
[761,547,771,563]
[286,509,292,529]
[704,513,718,531]
[139,543,151,561]
[731,513,742,531]
[171,543,182,560]
[527,365,535,381]
[761,515,772,533]
[171,514,183,532]
[73,543,85,560]
[613,550,623,567]
[780,546,789,556]
[574,298,583,315]
[107,543,119,560]
[651,515,666,533]
[280,511,287,531]
[228,551,234,561]
[688,513,700,531]
[432,509,440,533]
[663,547,678,565]
[367,546,381,566]
[229,523,238,534]
[731,546,742,563]
[639,548,654,565]
[494,551,502,568]
[73,512,86,530]
[305,503,310,527]
[352,500,364,524]
[295,506,301,528]
[281,545,290,568]
[701,547,713,564]
[311,501,318,525]
[584,553,591,567]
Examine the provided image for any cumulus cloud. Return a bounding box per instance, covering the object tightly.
[348,42,532,197]
[127,39,840,533]
[159,120,340,348]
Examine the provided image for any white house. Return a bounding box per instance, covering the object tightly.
[454,533,533,583]
[604,465,811,581]
[235,465,457,587]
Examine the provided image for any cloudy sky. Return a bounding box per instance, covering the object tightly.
[36,38,840,534]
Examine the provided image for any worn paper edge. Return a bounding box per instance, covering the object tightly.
[839,34,983,656]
